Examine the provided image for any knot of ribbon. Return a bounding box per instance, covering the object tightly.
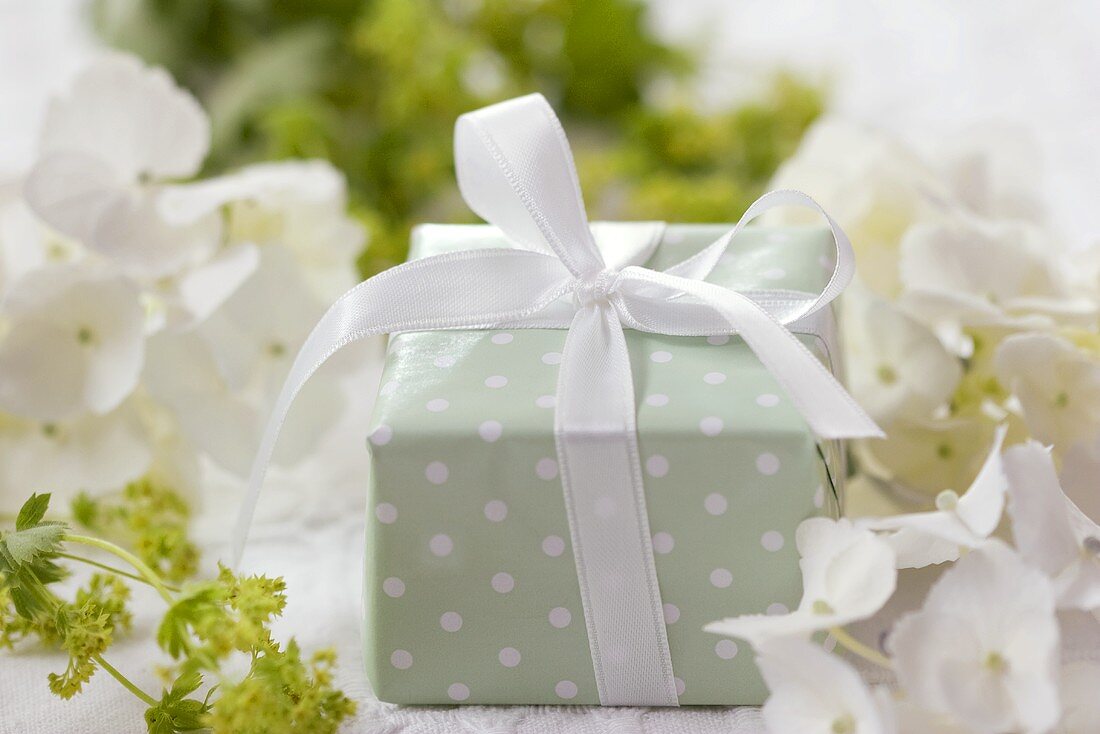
[231,93,882,707]
[574,268,620,308]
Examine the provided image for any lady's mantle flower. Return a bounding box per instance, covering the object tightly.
[705,518,896,645]
[858,425,1007,568]
[0,264,144,420]
[757,636,896,734]
[889,540,1060,734]
[24,53,220,278]
[1004,441,1100,612]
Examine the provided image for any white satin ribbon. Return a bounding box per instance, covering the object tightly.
[231,93,882,706]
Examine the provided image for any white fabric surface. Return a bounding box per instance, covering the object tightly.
[3,1,1100,732]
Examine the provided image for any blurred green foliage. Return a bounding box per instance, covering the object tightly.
[92,0,823,277]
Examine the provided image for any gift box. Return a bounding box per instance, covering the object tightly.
[234,92,879,710]
[362,223,845,706]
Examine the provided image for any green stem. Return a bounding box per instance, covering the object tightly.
[828,626,893,670]
[56,552,181,593]
[93,653,157,707]
[62,534,174,606]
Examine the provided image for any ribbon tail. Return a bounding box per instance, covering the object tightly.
[554,305,679,706]
[616,271,884,440]
[230,248,572,567]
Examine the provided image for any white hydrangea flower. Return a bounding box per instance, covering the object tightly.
[857,416,998,498]
[143,241,260,333]
[995,333,1100,452]
[159,160,365,301]
[858,425,1007,568]
[705,518,896,645]
[144,247,341,475]
[0,264,144,420]
[843,285,962,422]
[899,217,1095,344]
[0,180,84,298]
[769,119,954,298]
[23,52,220,278]
[1004,441,1100,611]
[889,540,1060,734]
[0,402,152,510]
[756,636,897,734]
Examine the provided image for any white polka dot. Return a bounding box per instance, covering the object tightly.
[425,461,449,484]
[491,333,514,345]
[440,612,463,632]
[652,531,675,554]
[675,677,686,696]
[715,639,739,659]
[536,457,559,480]
[645,455,669,477]
[448,683,470,701]
[542,535,565,557]
[491,572,515,593]
[761,530,785,552]
[374,503,398,524]
[710,568,733,588]
[645,393,669,407]
[433,355,456,368]
[756,393,780,407]
[499,647,521,667]
[485,375,508,389]
[382,577,405,598]
[426,398,449,412]
[663,603,680,624]
[699,416,723,436]
[814,485,825,509]
[766,602,789,616]
[707,335,730,345]
[379,380,398,396]
[478,420,503,442]
[704,493,728,515]
[756,453,781,475]
[548,607,572,628]
[650,350,672,363]
[390,650,413,669]
[555,680,578,699]
[484,500,508,522]
[369,425,393,446]
[536,394,556,408]
[594,496,616,517]
[542,351,562,365]
[703,371,727,385]
[430,534,454,556]
[762,267,786,280]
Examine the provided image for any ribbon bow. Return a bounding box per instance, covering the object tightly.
[233,93,881,706]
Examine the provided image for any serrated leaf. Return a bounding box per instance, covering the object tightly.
[16,493,51,531]
[0,522,66,567]
[156,584,221,659]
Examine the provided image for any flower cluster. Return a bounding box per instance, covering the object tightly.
[770,121,1100,503]
[0,52,364,511]
[708,430,1100,732]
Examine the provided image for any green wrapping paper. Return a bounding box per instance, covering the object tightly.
[363,224,844,705]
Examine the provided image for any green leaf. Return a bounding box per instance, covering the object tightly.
[0,522,66,568]
[16,493,51,531]
[156,584,222,659]
[144,672,211,734]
